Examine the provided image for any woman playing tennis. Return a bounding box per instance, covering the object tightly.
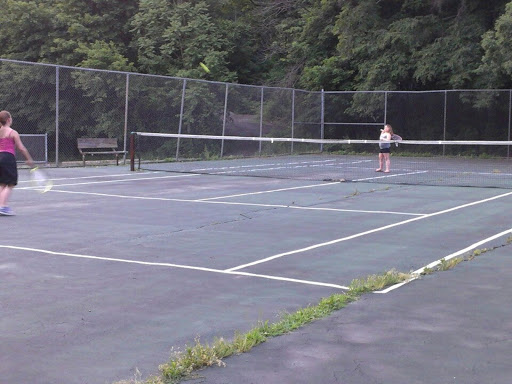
[376,124,393,173]
[0,110,34,216]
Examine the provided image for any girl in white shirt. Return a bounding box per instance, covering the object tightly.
[376,124,393,173]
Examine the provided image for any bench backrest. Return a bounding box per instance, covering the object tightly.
[77,138,118,149]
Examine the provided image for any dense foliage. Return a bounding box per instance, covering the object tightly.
[1,0,512,90]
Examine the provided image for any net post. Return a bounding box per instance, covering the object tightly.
[129,132,135,171]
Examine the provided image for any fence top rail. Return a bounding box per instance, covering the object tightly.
[323,89,512,94]
[5,58,511,95]
[0,58,299,92]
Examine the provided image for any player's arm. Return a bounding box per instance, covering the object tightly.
[12,130,34,166]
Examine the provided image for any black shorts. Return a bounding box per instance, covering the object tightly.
[379,147,391,154]
[0,152,18,186]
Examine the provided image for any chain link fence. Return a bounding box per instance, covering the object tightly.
[1,58,511,166]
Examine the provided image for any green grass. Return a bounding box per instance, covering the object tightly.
[437,257,464,271]
[348,269,410,294]
[153,293,359,383]
[421,235,512,276]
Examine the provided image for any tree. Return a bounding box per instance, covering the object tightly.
[2,0,512,93]
[76,41,136,72]
[0,0,55,61]
[131,0,237,81]
[48,0,138,65]
[478,1,512,88]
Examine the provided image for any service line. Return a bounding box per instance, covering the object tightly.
[45,188,423,216]
[225,190,512,272]
[18,170,423,216]
[0,245,348,290]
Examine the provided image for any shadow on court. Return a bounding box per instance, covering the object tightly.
[1,165,511,384]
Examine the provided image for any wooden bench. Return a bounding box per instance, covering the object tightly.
[77,138,126,166]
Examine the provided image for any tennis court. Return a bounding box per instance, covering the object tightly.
[1,161,511,384]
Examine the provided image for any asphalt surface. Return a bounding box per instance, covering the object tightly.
[189,242,512,384]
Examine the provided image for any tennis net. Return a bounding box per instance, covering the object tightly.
[130,132,512,188]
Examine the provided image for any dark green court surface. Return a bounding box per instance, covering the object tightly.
[1,165,511,384]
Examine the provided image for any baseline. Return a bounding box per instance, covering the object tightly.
[16,173,199,190]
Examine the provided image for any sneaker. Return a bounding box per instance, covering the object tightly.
[0,206,15,216]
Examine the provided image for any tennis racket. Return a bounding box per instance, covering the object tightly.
[30,166,53,193]
[391,134,402,146]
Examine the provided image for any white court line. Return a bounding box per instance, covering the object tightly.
[353,170,428,182]
[226,190,512,272]
[287,206,422,216]
[191,159,340,172]
[45,189,423,216]
[18,171,423,216]
[191,159,372,175]
[197,181,421,216]
[209,163,354,175]
[196,182,338,200]
[16,173,199,190]
[17,171,160,184]
[376,228,512,294]
[0,245,348,290]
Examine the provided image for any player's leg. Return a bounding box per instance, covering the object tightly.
[384,153,390,172]
[0,184,14,215]
[0,153,18,214]
[376,153,383,171]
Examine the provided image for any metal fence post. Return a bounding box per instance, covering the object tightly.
[259,87,264,155]
[320,89,325,152]
[55,66,59,166]
[508,89,511,158]
[443,90,447,155]
[291,88,295,154]
[221,83,229,158]
[384,91,388,124]
[123,73,129,164]
[176,79,187,160]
